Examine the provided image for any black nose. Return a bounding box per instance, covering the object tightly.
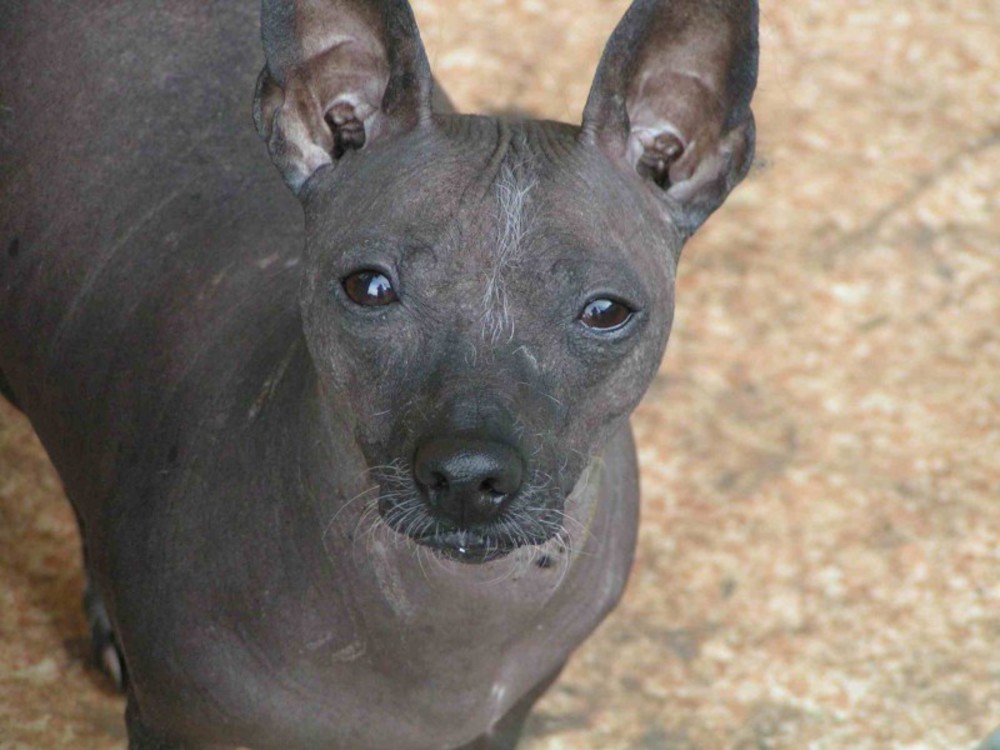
[413,437,523,528]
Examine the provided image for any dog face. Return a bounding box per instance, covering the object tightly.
[255,0,758,562]
[298,118,678,561]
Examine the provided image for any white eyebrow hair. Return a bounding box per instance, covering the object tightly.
[481,157,536,344]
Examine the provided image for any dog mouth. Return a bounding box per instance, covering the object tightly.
[390,514,560,565]
[377,493,562,565]
[412,529,517,564]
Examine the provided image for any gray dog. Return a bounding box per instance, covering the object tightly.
[0,0,758,747]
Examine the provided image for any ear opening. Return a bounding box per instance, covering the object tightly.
[581,0,759,235]
[254,0,434,193]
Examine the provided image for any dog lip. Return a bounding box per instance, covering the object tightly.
[412,530,515,564]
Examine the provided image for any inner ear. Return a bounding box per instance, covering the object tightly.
[325,101,368,158]
[582,0,759,235]
[633,130,685,188]
[254,0,433,194]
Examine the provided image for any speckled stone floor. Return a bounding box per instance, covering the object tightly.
[1,1,998,748]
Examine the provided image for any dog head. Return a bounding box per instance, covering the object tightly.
[254,0,758,562]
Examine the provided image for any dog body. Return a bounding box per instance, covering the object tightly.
[0,1,757,747]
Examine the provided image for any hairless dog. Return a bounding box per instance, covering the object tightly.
[0,1,758,747]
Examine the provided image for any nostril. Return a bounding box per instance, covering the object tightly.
[481,467,521,497]
[479,479,502,497]
[431,471,449,491]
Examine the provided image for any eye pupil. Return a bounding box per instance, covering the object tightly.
[580,298,633,330]
[343,270,398,306]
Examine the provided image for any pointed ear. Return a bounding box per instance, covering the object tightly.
[253,0,433,193]
[581,0,759,236]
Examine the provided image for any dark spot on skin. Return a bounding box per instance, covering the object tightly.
[7,237,20,257]
[167,445,178,464]
[536,554,555,569]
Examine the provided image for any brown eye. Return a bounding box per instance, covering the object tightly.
[342,270,398,306]
[579,298,633,331]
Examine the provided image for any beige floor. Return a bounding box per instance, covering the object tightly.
[2,1,999,748]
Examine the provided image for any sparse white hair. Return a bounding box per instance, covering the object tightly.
[481,158,536,344]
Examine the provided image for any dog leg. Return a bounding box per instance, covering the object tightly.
[84,577,127,691]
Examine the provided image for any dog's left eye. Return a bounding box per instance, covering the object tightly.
[579,298,633,331]
[342,270,398,306]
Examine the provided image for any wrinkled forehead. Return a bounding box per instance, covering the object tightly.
[301,115,677,264]
[302,121,486,241]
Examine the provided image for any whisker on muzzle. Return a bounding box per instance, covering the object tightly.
[356,457,590,567]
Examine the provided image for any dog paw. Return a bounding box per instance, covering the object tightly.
[83,580,127,691]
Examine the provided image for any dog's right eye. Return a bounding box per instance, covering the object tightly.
[342,270,398,306]
[579,297,633,331]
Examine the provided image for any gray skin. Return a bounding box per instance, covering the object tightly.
[0,0,757,748]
